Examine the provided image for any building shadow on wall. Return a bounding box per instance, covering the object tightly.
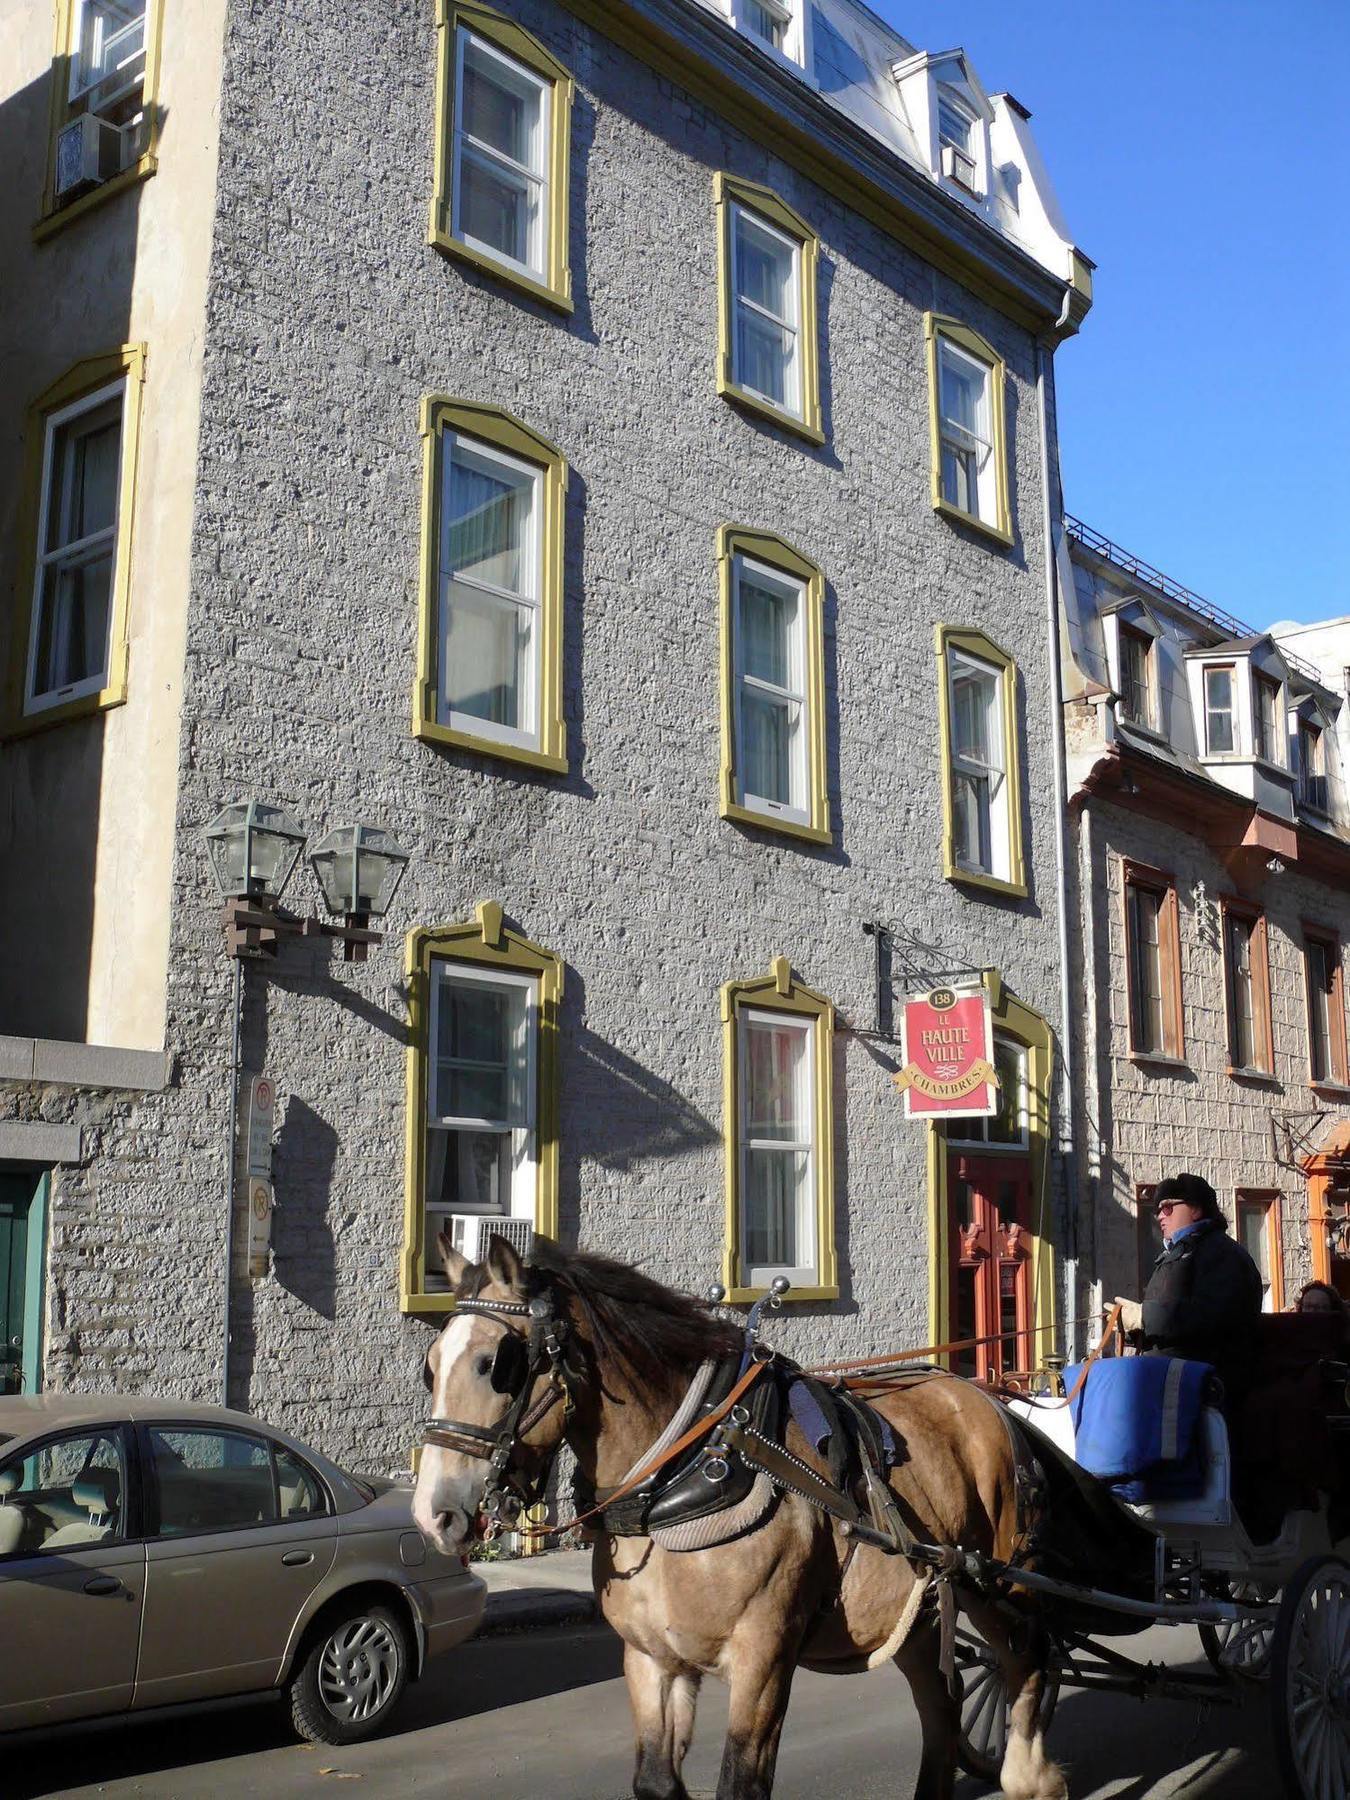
[270,1095,340,1321]
[0,72,152,1041]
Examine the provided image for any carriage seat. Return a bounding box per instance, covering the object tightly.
[1122,1407,1232,1530]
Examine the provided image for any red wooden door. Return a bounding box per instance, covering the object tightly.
[948,1152,1033,1382]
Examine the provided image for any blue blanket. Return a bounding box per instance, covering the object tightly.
[1064,1356,1214,1499]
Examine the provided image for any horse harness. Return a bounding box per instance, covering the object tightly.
[422,1289,578,1532]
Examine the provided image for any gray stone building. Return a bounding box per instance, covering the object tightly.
[1063,517,1350,1327]
[0,0,1092,1466]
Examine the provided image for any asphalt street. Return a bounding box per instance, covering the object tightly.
[13,1621,1276,1800]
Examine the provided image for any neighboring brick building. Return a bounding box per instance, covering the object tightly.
[0,0,1091,1463]
[1063,517,1350,1325]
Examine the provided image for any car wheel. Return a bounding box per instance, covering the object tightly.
[289,1601,410,1746]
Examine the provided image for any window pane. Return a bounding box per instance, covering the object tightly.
[953,770,991,870]
[1128,885,1164,1054]
[275,1448,328,1520]
[937,95,972,153]
[426,1126,513,1214]
[34,554,113,695]
[461,38,539,168]
[739,570,798,690]
[736,213,794,322]
[988,1038,1027,1145]
[741,690,798,807]
[952,665,994,764]
[1,1431,125,1554]
[735,312,793,408]
[444,587,530,730]
[940,353,982,438]
[49,405,121,552]
[1121,631,1152,727]
[1226,916,1254,1066]
[444,444,532,596]
[1205,669,1234,754]
[744,1148,807,1266]
[459,149,534,267]
[744,1019,806,1141]
[433,975,526,1124]
[149,1429,276,1536]
[941,443,977,512]
[1239,1206,1270,1298]
[1309,942,1331,1082]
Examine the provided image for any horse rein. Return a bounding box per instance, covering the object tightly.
[422,1290,577,1531]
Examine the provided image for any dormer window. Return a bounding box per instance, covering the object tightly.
[937,88,977,189]
[746,0,790,53]
[1253,672,1283,765]
[731,0,807,70]
[1119,624,1155,731]
[1204,665,1235,755]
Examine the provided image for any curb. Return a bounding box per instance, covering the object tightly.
[479,1589,599,1635]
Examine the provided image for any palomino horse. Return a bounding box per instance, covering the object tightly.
[413,1234,1065,1800]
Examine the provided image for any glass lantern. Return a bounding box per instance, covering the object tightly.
[309,823,411,921]
[202,801,306,901]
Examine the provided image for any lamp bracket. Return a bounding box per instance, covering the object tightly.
[221,898,383,964]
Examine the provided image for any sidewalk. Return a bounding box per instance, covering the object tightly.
[474,1546,599,1633]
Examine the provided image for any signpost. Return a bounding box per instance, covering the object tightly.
[241,1075,276,1279]
[892,985,998,1120]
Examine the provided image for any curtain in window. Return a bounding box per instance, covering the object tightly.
[743,1019,809,1268]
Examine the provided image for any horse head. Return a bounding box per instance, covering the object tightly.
[412,1230,576,1553]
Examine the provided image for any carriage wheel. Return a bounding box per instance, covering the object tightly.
[1199,1580,1278,1681]
[1270,1554,1350,1799]
[954,1623,1060,1784]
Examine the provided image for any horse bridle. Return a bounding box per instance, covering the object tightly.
[422,1286,577,1531]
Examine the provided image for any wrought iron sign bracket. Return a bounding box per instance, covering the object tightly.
[860,920,991,1042]
[1270,1108,1329,1173]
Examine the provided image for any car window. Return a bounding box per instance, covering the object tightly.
[148,1428,278,1537]
[275,1447,329,1520]
[0,1429,127,1558]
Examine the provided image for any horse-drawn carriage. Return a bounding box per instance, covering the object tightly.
[415,1235,1350,1800]
[952,1308,1350,1799]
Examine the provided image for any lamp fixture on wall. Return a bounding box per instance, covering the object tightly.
[202,802,411,962]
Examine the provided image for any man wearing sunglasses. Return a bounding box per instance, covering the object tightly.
[1114,1172,1263,1413]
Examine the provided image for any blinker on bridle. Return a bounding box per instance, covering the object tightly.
[422,1287,576,1533]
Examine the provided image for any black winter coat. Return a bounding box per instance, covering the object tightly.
[1141,1218,1264,1405]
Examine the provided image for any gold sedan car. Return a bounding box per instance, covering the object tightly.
[0,1396,485,1744]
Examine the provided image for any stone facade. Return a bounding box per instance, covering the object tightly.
[2,0,1087,1470]
[1065,526,1350,1330]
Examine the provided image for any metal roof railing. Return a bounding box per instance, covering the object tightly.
[1064,514,1323,688]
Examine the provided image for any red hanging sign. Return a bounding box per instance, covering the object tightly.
[892,986,997,1120]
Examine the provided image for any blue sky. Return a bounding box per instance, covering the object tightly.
[874,1,1350,630]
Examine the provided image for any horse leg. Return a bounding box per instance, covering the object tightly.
[894,1615,960,1800]
[963,1604,1067,1800]
[715,1644,797,1800]
[625,1643,701,1800]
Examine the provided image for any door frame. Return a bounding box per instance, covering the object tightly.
[925,971,1057,1369]
[0,1168,50,1395]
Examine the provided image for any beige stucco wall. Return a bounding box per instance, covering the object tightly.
[0,0,227,1049]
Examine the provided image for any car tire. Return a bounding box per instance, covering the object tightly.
[289,1601,410,1746]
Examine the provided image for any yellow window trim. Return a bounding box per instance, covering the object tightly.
[3,344,146,740]
[721,955,838,1303]
[924,314,1013,547]
[934,622,1027,899]
[401,901,563,1315]
[926,973,1056,1366]
[35,0,165,238]
[413,395,568,774]
[430,0,575,315]
[717,525,831,846]
[714,172,824,447]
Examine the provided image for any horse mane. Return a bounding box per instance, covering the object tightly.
[521,1240,742,1391]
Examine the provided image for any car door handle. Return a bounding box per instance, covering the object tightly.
[83,1576,122,1597]
[281,1550,313,1567]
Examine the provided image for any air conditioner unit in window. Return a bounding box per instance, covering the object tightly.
[448,1213,534,1264]
[941,144,978,191]
[55,113,125,200]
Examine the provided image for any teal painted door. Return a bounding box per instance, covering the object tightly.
[0,1173,45,1394]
